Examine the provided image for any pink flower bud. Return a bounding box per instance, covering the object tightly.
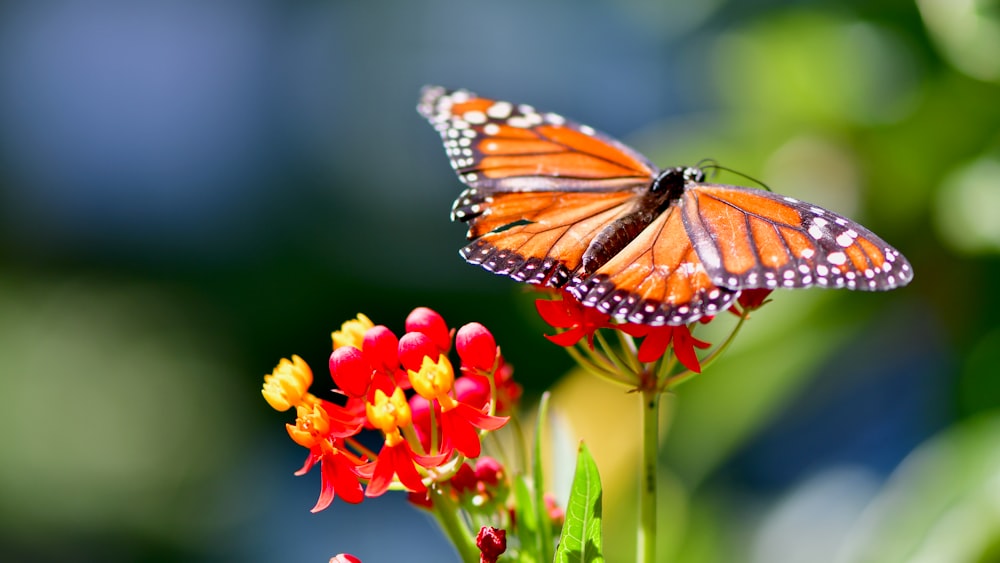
[405,307,451,352]
[474,457,504,486]
[362,325,399,372]
[329,554,361,563]
[398,331,439,372]
[329,346,372,398]
[456,322,497,372]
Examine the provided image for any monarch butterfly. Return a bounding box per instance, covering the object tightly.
[418,86,912,326]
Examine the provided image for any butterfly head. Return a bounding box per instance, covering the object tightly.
[650,166,705,200]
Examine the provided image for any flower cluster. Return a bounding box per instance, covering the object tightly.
[535,288,773,389]
[262,307,516,512]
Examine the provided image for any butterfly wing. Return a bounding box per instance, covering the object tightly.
[417,85,658,197]
[682,183,913,291]
[419,85,663,290]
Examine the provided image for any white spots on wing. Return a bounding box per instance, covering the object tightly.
[463,110,487,124]
[483,123,500,136]
[507,116,530,128]
[800,248,815,259]
[808,225,824,239]
[836,232,854,247]
[579,125,596,136]
[486,101,512,119]
[828,251,847,265]
[545,112,565,125]
[784,196,799,203]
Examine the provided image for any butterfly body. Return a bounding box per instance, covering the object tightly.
[419,86,913,326]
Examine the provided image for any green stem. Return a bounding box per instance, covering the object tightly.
[638,388,659,563]
[431,487,478,562]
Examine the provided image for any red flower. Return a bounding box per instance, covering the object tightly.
[535,293,611,348]
[330,553,362,563]
[619,324,711,372]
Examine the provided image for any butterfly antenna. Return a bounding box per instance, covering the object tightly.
[698,160,773,192]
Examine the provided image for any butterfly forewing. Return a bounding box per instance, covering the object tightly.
[418,86,658,192]
[683,184,913,292]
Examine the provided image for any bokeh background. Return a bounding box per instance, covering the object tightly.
[1,0,999,561]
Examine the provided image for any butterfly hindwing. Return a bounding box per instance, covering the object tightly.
[566,206,739,325]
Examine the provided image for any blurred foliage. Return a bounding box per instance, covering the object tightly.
[1,0,998,561]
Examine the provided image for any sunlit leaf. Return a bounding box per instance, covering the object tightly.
[555,442,604,563]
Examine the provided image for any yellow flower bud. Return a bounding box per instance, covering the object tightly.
[332,313,374,350]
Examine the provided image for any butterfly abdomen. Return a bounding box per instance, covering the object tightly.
[582,189,672,274]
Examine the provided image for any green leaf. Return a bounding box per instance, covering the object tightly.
[555,442,604,563]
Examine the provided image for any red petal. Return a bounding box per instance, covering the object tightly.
[670,327,703,374]
[535,298,577,328]
[636,327,673,363]
[364,446,397,498]
[441,407,483,458]
[295,450,321,476]
[544,327,585,347]
[390,442,427,493]
[455,401,509,431]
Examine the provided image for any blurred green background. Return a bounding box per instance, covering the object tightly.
[1,0,998,561]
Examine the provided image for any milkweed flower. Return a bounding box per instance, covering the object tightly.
[535,288,770,390]
[262,307,514,511]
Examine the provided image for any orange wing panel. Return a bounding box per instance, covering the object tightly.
[696,186,803,225]
[750,217,791,269]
